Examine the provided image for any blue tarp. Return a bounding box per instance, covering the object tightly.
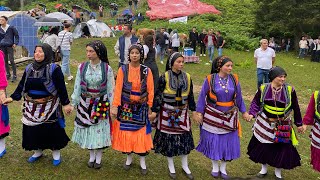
[8,14,38,56]
[122,9,132,16]
[0,6,11,11]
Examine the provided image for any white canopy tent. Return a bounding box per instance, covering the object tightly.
[73,19,115,39]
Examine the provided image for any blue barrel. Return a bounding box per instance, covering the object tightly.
[184,47,193,56]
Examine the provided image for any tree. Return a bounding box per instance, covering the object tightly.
[254,0,320,49]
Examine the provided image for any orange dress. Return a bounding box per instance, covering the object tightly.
[112,64,154,153]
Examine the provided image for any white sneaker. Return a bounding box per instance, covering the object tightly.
[160,61,164,64]
[203,54,206,56]
[65,82,68,85]
[67,75,73,81]
[200,54,202,56]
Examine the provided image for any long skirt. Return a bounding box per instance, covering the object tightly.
[0,105,10,139]
[22,121,69,151]
[247,135,301,169]
[112,120,153,154]
[196,128,240,161]
[72,120,111,149]
[311,146,320,172]
[153,129,194,157]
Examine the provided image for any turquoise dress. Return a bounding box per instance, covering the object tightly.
[71,62,114,149]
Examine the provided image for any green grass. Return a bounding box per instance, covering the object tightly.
[1,36,320,179]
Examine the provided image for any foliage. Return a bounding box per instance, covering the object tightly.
[254,0,320,47]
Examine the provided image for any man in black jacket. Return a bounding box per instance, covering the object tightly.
[189,27,198,54]
[0,16,19,82]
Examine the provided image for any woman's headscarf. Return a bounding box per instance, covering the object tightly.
[210,56,233,74]
[128,43,144,64]
[86,40,109,64]
[33,43,53,70]
[165,52,183,71]
[268,66,287,82]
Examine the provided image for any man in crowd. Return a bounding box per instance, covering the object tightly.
[0,16,19,82]
[189,27,198,54]
[254,39,275,89]
[216,31,226,57]
[156,27,168,64]
[114,24,138,67]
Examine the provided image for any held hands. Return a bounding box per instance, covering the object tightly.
[0,92,5,104]
[2,97,13,105]
[298,125,307,134]
[192,111,203,125]
[242,112,253,122]
[149,112,157,122]
[110,106,118,120]
[64,104,74,115]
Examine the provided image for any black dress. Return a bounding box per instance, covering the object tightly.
[11,64,70,151]
[144,47,159,91]
[151,72,196,157]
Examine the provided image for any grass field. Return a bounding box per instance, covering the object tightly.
[1,36,320,180]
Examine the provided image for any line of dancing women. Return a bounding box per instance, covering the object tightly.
[0,40,319,180]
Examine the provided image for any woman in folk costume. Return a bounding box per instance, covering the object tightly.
[70,40,114,169]
[194,56,250,179]
[110,43,154,175]
[149,52,196,180]
[4,44,71,166]
[247,66,304,179]
[302,91,320,172]
[0,50,9,158]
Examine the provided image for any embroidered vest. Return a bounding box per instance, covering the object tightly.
[79,61,109,95]
[206,73,238,107]
[23,63,58,96]
[121,64,148,103]
[260,83,292,116]
[314,91,320,123]
[119,35,138,63]
[163,70,191,105]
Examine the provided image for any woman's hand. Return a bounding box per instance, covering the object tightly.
[298,125,306,134]
[2,97,13,105]
[0,91,5,104]
[192,111,203,125]
[242,112,253,122]
[110,106,118,120]
[63,104,74,115]
[148,112,157,122]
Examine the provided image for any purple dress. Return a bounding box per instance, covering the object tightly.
[247,84,302,169]
[196,74,246,161]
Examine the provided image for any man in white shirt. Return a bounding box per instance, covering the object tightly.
[298,36,308,59]
[254,39,275,89]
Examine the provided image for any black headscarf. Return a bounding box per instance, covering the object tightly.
[128,43,144,64]
[268,66,287,82]
[86,40,109,64]
[165,52,183,71]
[211,56,233,74]
[33,43,53,70]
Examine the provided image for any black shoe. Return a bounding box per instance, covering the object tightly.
[256,173,268,178]
[123,163,131,170]
[182,169,194,179]
[169,172,176,179]
[11,76,17,82]
[6,75,10,80]
[141,168,147,175]
[275,175,284,180]
[87,161,94,168]
[93,162,102,169]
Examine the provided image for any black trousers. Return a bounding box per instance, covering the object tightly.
[200,43,206,54]
[0,46,16,77]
